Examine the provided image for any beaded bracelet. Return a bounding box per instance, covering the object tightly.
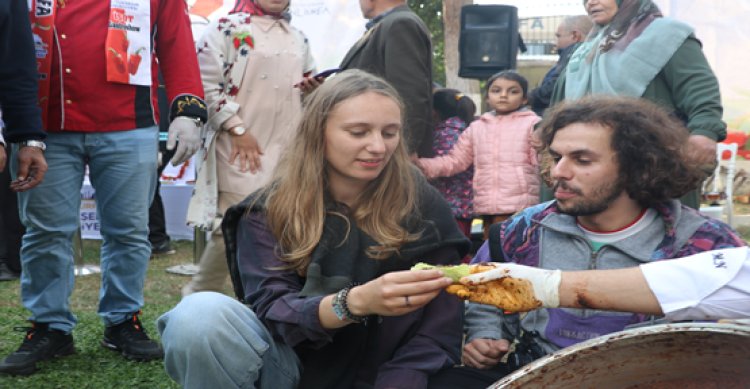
[332,286,367,323]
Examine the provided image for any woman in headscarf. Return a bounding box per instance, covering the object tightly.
[550,0,725,208]
[183,0,316,295]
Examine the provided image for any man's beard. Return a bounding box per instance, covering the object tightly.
[554,178,625,217]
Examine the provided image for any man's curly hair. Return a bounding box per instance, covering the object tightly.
[537,95,704,207]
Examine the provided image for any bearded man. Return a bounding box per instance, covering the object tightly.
[428,96,746,389]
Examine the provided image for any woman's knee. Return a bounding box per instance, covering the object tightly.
[158,292,276,386]
[158,292,258,350]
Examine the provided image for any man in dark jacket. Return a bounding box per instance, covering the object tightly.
[340,0,434,157]
[528,15,592,116]
[0,0,48,281]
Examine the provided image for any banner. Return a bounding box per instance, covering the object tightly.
[288,0,366,70]
[187,0,365,70]
[79,183,195,240]
[80,184,100,239]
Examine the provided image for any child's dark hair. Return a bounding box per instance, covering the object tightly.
[485,70,529,98]
[433,88,476,124]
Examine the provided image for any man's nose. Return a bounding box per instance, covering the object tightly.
[550,157,571,179]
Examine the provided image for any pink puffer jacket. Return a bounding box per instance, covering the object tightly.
[418,109,541,215]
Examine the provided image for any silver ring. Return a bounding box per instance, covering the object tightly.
[404,295,411,307]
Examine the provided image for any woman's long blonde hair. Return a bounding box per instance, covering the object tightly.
[260,70,420,273]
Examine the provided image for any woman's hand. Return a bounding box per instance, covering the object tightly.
[229,130,263,173]
[462,338,510,369]
[347,269,453,317]
[295,75,323,94]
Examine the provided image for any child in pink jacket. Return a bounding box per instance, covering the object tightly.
[416,71,541,239]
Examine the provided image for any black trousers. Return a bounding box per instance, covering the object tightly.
[0,145,24,273]
[147,141,175,245]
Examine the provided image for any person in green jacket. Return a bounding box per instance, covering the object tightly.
[547,0,725,208]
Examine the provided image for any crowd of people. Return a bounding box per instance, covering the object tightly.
[0,0,748,388]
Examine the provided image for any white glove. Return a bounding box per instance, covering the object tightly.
[167,116,202,166]
[461,263,562,308]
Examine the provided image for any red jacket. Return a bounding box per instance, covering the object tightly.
[44,0,205,132]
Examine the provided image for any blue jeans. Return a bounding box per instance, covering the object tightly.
[157,292,301,389]
[12,128,158,333]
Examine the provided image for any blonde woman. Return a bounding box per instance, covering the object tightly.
[158,70,470,389]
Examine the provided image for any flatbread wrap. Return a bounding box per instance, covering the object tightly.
[411,262,543,312]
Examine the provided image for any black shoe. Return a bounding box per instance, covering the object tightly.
[0,262,20,281]
[150,240,175,256]
[101,311,164,361]
[0,323,75,376]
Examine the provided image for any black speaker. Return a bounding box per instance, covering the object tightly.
[459,5,519,79]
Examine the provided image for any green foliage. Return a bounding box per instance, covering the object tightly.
[409,0,445,86]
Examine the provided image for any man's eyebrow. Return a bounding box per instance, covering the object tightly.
[548,147,599,158]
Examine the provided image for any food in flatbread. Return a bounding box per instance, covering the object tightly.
[412,262,472,282]
[412,262,542,312]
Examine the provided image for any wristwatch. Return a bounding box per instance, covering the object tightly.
[230,126,247,136]
[184,116,204,127]
[20,140,46,151]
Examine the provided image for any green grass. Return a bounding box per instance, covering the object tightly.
[0,240,232,388]
[734,224,750,239]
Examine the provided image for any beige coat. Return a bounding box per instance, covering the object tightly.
[187,13,315,228]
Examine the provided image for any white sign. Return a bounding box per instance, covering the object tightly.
[289,0,366,70]
[80,185,100,239]
[187,0,366,71]
[79,183,195,240]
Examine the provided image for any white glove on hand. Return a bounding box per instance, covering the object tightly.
[167,116,201,166]
[461,263,562,308]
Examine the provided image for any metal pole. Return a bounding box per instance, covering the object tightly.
[73,227,101,276]
[165,227,204,276]
[194,227,207,260]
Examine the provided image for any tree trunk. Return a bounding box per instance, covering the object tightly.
[443,0,481,112]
